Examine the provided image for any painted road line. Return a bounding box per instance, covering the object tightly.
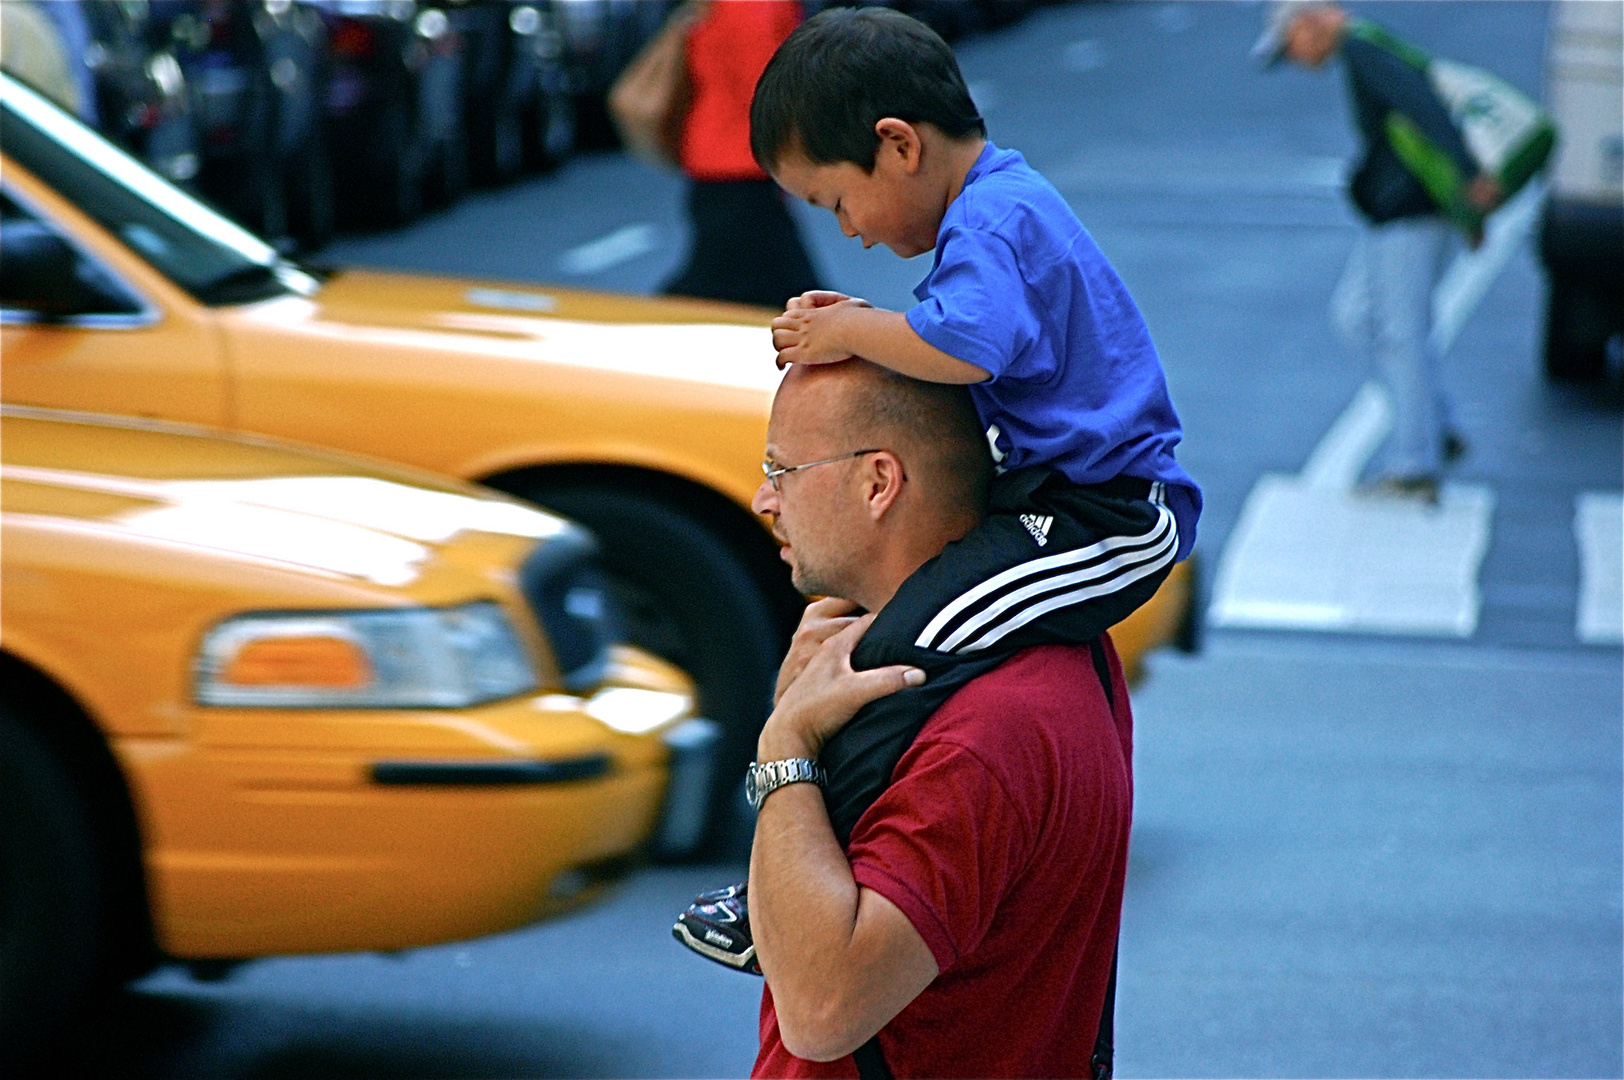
[1575,492,1623,645]
[1210,381,1496,638]
[1063,39,1106,72]
[559,224,658,275]
[1430,179,1545,357]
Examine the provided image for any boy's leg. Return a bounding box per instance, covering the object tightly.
[880,469,1179,659]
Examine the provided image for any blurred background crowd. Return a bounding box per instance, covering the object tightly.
[0,0,1042,252]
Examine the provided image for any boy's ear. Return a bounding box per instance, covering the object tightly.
[873,118,923,174]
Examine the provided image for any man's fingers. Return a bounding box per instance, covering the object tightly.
[805,597,860,620]
[849,665,926,705]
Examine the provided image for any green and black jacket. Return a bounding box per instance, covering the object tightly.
[1339,19,1478,228]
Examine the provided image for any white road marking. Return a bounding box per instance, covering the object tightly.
[1063,39,1106,72]
[559,223,658,275]
[1575,492,1623,645]
[1154,4,1196,33]
[1051,148,1344,199]
[1300,382,1392,490]
[1211,381,1496,638]
[1431,179,1545,357]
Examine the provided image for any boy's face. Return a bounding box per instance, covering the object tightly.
[770,125,942,259]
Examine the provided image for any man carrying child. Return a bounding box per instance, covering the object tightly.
[671,9,1201,1076]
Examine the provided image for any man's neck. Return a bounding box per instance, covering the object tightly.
[854,510,985,615]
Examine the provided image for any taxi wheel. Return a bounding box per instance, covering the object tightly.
[0,710,105,1063]
[519,485,787,851]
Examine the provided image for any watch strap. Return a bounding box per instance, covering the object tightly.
[747,758,825,809]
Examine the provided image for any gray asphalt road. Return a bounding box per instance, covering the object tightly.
[91,2,1620,1077]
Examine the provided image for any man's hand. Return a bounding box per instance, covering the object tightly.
[771,298,873,370]
[758,614,924,762]
[1464,173,1503,249]
[1466,172,1504,214]
[775,598,864,706]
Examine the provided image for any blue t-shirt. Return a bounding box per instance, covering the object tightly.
[906,143,1200,559]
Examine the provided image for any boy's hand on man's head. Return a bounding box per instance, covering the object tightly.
[772,299,867,368]
[786,290,869,311]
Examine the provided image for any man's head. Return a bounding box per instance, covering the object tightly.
[752,360,991,611]
[1252,1,1346,69]
[750,7,986,258]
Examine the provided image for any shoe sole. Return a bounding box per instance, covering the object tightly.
[672,919,761,974]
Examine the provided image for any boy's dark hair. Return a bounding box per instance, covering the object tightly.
[750,6,985,174]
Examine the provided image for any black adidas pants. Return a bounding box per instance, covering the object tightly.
[899,469,1178,657]
[822,468,1178,843]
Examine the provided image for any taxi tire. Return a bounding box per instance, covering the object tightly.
[0,710,106,1065]
[519,485,784,852]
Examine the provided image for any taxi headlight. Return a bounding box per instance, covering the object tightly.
[583,687,691,735]
[196,601,537,708]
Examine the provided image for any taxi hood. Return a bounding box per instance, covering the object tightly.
[284,269,785,395]
[1,407,570,587]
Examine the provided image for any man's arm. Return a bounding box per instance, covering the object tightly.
[748,617,939,1062]
[771,300,991,384]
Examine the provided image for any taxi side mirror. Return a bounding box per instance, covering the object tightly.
[0,222,141,320]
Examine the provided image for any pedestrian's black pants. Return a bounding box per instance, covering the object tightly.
[821,468,1178,843]
[663,178,820,309]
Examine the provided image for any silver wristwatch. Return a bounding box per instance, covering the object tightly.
[745,758,826,810]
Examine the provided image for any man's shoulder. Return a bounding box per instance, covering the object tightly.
[921,644,1104,747]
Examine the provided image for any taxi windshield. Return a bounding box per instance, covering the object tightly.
[0,73,316,307]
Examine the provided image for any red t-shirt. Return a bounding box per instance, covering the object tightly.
[680,0,801,181]
[753,641,1134,1079]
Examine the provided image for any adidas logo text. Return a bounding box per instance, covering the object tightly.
[1019,514,1053,547]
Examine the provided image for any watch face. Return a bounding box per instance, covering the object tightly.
[745,767,761,808]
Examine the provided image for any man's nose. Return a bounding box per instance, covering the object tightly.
[839,218,858,239]
[751,480,779,516]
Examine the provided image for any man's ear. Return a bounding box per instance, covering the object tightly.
[863,451,908,521]
[873,118,923,174]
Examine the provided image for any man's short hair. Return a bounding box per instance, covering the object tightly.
[838,364,992,516]
[750,6,986,174]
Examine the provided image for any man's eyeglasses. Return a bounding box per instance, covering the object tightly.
[761,449,882,491]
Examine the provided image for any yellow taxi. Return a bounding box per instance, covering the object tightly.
[0,404,716,1054]
[0,70,1195,838]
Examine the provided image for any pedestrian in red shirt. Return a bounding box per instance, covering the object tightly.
[664,0,821,307]
[738,358,1133,1078]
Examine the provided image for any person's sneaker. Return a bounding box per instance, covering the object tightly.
[1359,474,1440,505]
[672,882,761,975]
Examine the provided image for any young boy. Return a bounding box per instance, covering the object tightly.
[674,6,1200,976]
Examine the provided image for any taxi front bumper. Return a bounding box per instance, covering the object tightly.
[118,695,718,959]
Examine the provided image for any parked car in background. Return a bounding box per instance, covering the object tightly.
[153,0,337,251]
[0,404,717,1062]
[550,0,673,149]
[307,0,467,226]
[1540,0,1624,383]
[435,0,576,184]
[78,0,204,187]
[0,70,1196,847]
